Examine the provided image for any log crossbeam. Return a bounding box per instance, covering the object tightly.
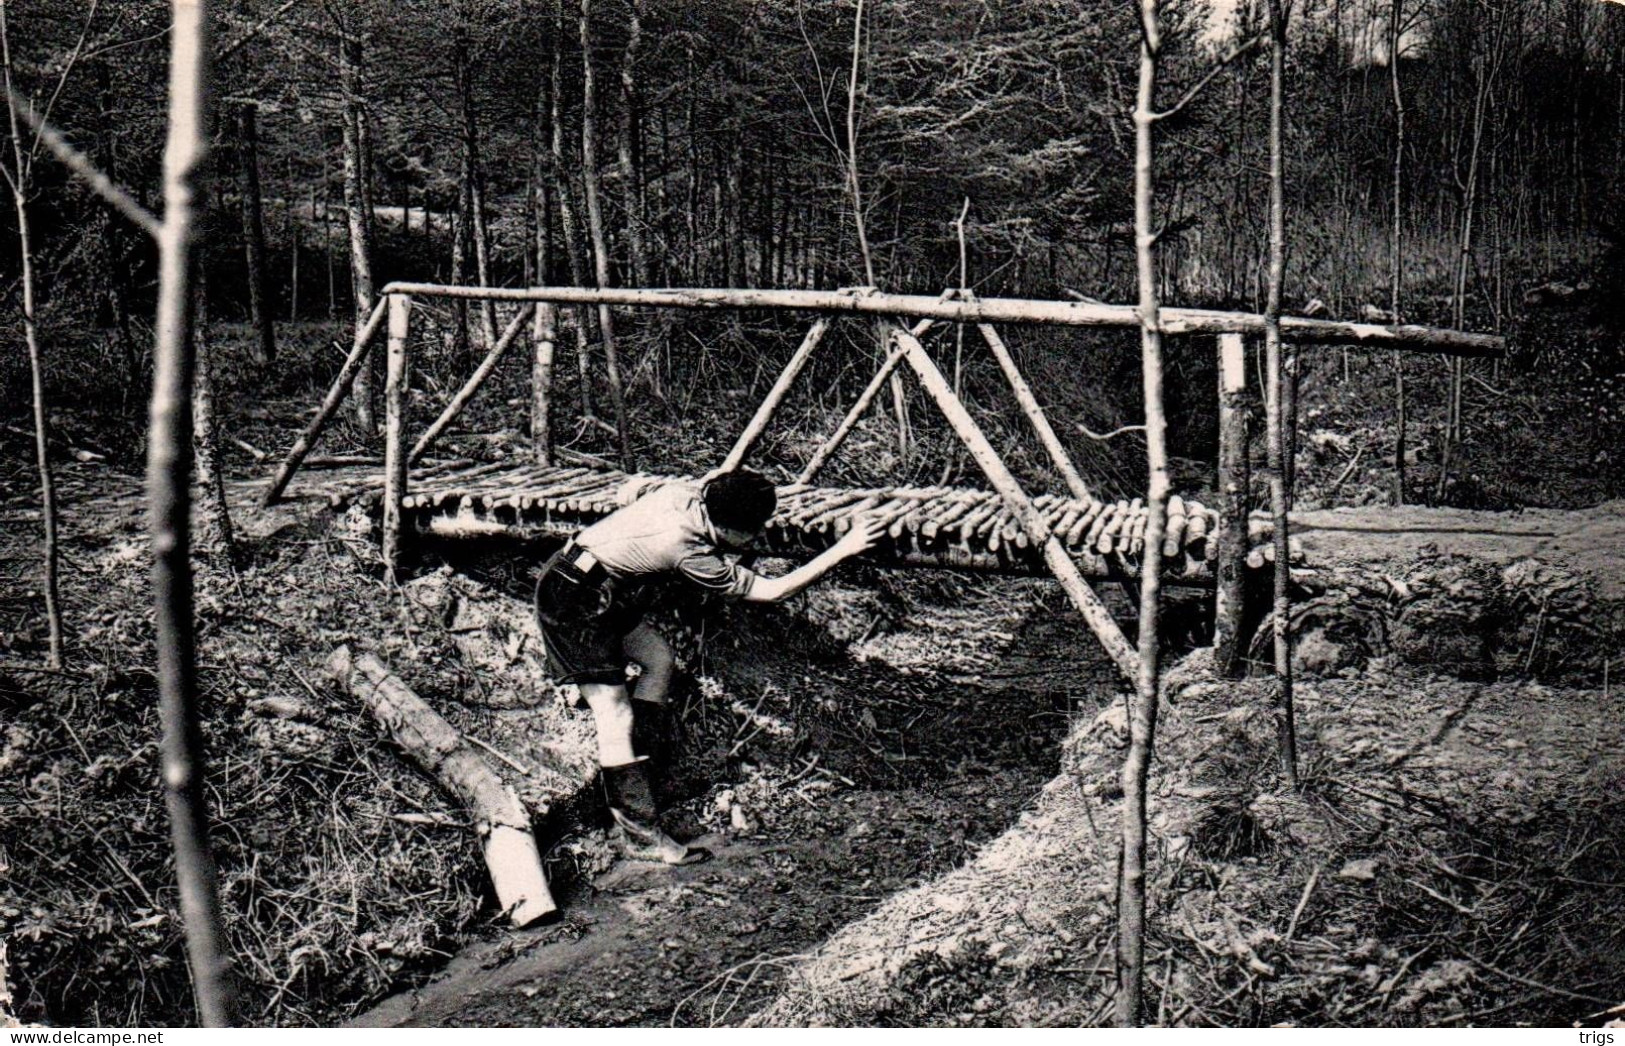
[378,282,1506,356]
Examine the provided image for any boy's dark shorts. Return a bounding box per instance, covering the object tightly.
[534,547,649,686]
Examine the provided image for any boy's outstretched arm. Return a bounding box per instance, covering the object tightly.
[741,513,886,604]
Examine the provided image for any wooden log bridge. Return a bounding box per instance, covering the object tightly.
[320,460,1220,584]
[266,282,1503,688]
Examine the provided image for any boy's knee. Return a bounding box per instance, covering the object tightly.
[642,646,673,683]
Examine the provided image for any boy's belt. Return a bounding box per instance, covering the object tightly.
[558,542,609,585]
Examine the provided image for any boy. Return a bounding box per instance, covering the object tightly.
[535,468,884,864]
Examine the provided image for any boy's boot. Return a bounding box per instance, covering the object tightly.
[601,758,709,866]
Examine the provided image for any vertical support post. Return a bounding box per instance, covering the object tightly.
[382,293,412,579]
[1215,332,1250,676]
[533,302,558,466]
[720,317,830,473]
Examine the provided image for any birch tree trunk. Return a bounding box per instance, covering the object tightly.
[1390,0,1407,505]
[235,103,275,365]
[579,0,631,463]
[1,5,64,669]
[152,0,236,1024]
[1265,0,1298,786]
[1117,0,1169,1025]
[339,34,377,431]
[618,0,650,288]
[551,0,595,421]
[192,267,237,567]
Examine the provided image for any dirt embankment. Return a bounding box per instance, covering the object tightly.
[748,653,1625,1027]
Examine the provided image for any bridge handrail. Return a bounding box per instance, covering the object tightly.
[378,282,1504,357]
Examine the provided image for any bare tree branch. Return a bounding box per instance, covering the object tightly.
[1151,32,1265,123]
[23,0,101,177]
[1077,422,1146,441]
[5,86,161,238]
[216,0,306,62]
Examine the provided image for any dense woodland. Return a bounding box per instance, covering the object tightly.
[3,0,1625,1030]
[2,0,1622,400]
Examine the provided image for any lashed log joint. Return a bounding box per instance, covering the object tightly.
[327,645,556,927]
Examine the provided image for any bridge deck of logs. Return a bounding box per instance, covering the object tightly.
[324,460,1221,583]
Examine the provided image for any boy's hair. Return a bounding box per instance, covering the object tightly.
[703,469,777,532]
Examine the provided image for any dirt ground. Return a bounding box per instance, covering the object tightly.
[1290,501,1625,601]
[4,349,1624,1026]
[346,508,1625,1027]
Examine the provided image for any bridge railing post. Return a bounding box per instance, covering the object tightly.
[532,302,557,466]
[1215,331,1250,676]
[382,293,413,580]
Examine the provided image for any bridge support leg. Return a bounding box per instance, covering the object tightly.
[1215,332,1250,676]
[719,317,830,473]
[382,293,413,580]
[261,296,390,505]
[409,304,536,464]
[893,329,1140,684]
[532,303,557,466]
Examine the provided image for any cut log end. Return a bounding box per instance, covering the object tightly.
[328,644,557,927]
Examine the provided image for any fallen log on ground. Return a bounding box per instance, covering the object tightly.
[327,644,556,927]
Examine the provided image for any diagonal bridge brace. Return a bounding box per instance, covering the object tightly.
[891,327,1140,683]
[703,292,1139,682]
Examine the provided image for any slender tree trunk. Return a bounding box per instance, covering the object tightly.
[358,97,376,232]
[1117,0,1167,1026]
[448,151,472,358]
[1264,0,1298,786]
[470,169,496,342]
[580,0,631,462]
[2,11,64,670]
[323,154,336,318]
[845,0,875,287]
[618,0,650,287]
[658,102,674,284]
[1439,15,1496,500]
[684,42,699,280]
[235,103,274,364]
[191,268,236,566]
[842,0,907,457]
[551,1,594,420]
[95,60,139,397]
[339,35,376,430]
[533,57,551,286]
[1390,0,1407,505]
[457,44,497,345]
[726,137,745,288]
[152,0,236,1025]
